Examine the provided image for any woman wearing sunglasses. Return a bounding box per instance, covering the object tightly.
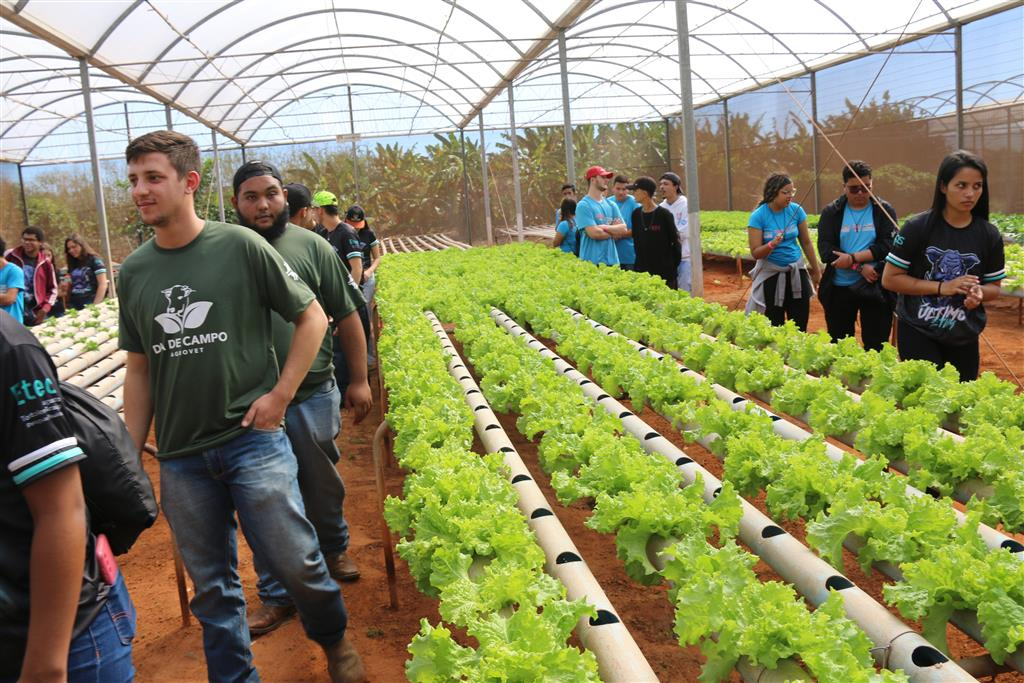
[881,151,1005,382]
[744,173,822,331]
[816,160,899,351]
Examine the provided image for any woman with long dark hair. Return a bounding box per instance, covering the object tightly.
[552,198,578,255]
[744,174,822,331]
[881,151,1005,381]
[64,234,108,309]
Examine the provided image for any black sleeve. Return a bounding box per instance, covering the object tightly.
[3,343,84,488]
[870,200,899,263]
[817,203,841,265]
[661,209,681,265]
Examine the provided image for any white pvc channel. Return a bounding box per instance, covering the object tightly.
[567,308,1024,559]
[424,312,659,683]
[491,307,973,683]
[565,308,1024,675]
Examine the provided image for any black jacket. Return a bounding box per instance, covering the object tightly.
[817,194,898,300]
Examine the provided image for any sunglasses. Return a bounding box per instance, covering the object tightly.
[845,184,871,194]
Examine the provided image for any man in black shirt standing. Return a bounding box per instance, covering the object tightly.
[628,176,681,288]
[1,309,136,681]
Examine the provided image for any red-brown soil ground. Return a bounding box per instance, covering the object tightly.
[123,257,1023,682]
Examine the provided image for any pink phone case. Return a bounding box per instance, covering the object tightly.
[95,533,119,585]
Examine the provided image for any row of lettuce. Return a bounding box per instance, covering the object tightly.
[380,243,1023,676]
[379,252,909,682]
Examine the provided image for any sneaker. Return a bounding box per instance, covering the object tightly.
[247,603,296,637]
[323,636,367,683]
[325,552,360,582]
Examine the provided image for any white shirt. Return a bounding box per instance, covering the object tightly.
[660,195,690,260]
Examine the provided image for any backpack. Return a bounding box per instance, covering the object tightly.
[60,381,158,555]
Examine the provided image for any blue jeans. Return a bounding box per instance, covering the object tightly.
[257,380,349,607]
[66,573,136,682]
[676,258,692,293]
[160,429,347,683]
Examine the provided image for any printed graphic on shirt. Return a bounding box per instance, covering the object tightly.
[917,247,981,330]
[151,285,228,357]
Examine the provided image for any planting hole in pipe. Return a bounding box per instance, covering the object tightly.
[459,376,470,381]
[579,379,592,386]
[643,432,660,441]
[500,447,515,453]
[618,411,634,418]
[911,646,949,667]
[1002,539,1024,553]
[556,551,582,564]
[675,457,693,466]
[452,363,464,369]
[925,486,942,499]
[485,424,501,431]
[712,487,722,498]
[732,397,745,404]
[761,525,786,539]
[825,576,854,591]
[511,474,531,484]
[589,610,620,626]
[474,405,488,411]
[596,394,610,401]
[531,508,553,519]
[770,415,781,422]
[466,389,480,395]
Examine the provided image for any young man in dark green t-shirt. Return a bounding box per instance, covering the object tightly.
[231,166,370,634]
[118,131,364,683]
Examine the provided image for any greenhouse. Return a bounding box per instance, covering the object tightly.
[1,1,1023,682]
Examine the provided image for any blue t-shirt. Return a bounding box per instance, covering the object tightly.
[0,262,25,324]
[610,195,639,265]
[749,202,807,266]
[834,204,877,287]
[555,219,577,254]
[576,196,622,266]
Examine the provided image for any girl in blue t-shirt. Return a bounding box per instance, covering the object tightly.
[552,198,578,255]
[745,174,822,331]
[64,234,108,310]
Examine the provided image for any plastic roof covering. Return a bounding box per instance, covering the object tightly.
[0,0,1019,164]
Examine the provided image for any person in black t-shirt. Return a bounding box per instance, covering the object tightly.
[882,151,1005,381]
[0,309,136,682]
[64,234,109,310]
[627,176,681,288]
[345,205,379,368]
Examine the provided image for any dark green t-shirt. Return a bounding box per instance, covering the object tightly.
[117,221,314,459]
[269,224,364,404]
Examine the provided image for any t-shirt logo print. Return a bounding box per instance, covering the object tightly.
[155,285,213,334]
[925,247,980,299]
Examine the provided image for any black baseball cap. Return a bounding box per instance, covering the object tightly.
[626,176,657,196]
[284,183,312,215]
[660,171,682,188]
[345,205,366,228]
[232,160,282,195]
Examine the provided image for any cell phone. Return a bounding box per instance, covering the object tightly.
[95,533,119,585]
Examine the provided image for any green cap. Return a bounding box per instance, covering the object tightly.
[312,190,338,207]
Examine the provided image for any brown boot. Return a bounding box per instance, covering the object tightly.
[247,603,296,637]
[323,636,366,683]
[325,552,360,582]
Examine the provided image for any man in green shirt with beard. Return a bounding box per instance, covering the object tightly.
[118,131,365,683]
[230,163,371,635]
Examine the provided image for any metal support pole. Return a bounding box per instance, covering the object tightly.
[810,72,821,213]
[347,85,360,203]
[240,145,247,164]
[478,112,494,246]
[164,104,173,131]
[664,117,672,168]
[459,128,472,245]
[79,58,116,296]
[723,100,733,211]
[675,0,703,296]
[508,84,525,242]
[17,163,29,227]
[123,102,132,143]
[954,24,964,150]
[211,129,226,222]
[558,29,575,185]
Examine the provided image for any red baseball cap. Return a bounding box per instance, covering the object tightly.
[584,165,614,180]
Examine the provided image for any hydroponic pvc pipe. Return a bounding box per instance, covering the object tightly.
[568,308,1024,559]
[425,312,659,683]
[491,307,973,683]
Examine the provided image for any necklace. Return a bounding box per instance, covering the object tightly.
[641,209,654,231]
[771,206,791,235]
[848,204,871,226]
